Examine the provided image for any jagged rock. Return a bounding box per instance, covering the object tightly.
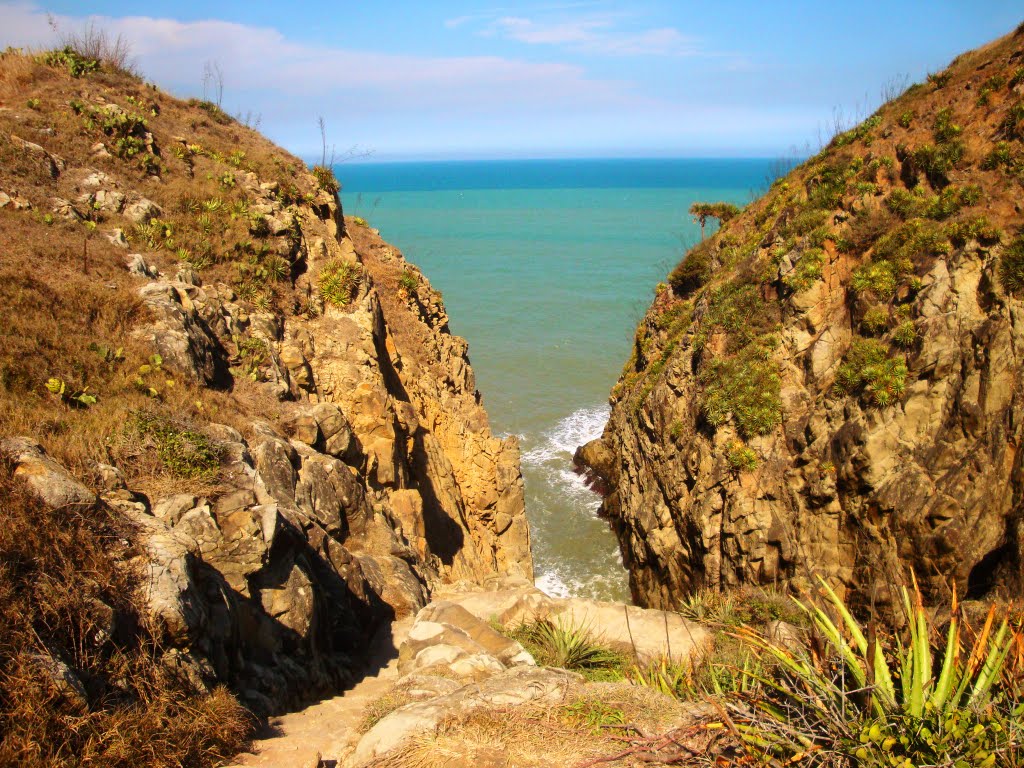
[0,438,96,509]
[137,281,227,385]
[50,196,80,220]
[95,462,126,490]
[153,494,199,525]
[106,228,128,248]
[129,512,208,644]
[126,253,158,278]
[123,196,163,223]
[0,190,30,209]
[414,601,534,667]
[10,133,64,177]
[30,653,88,712]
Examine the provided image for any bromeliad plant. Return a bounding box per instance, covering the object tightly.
[732,577,1022,767]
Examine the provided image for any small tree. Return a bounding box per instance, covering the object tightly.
[689,201,741,240]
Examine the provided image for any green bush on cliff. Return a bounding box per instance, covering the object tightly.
[668,240,713,295]
[999,235,1024,296]
[835,338,907,407]
[700,347,782,439]
[318,258,361,306]
[129,411,223,480]
[784,248,825,292]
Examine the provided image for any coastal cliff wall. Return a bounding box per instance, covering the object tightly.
[581,28,1024,609]
[0,50,530,714]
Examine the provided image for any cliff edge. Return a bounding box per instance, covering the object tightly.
[0,43,530,730]
[582,27,1024,609]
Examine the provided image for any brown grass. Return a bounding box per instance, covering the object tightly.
[0,460,252,767]
[366,680,701,768]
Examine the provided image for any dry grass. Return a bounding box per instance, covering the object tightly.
[366,680,702,768]
[0,461,252,767]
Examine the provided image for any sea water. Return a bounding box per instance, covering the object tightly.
[337,158,775,602]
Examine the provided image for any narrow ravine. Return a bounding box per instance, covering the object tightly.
[339,158,771,600]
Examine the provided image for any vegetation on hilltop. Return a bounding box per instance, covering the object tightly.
[618,23,1024,473]
[0,34,352,766]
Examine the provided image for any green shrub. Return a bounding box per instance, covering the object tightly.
[700,348,782,438]
[727,442,758,472]
[977,74,1008,106]
[560,699,626,733]
[835,338,907,406]
[999,236,1024,296]
[807,157,857,209]
[667,241,712,295]
[860,305,890,335]
[188,99,232,125]
[398,270,419,293]
[689,201,741,238]
[701,282,779,351]
[311,164,340,195]
[874,218,950,270]
[851,261,898,297]
[507,619,625,679]
[41,46,99,77]
[893,319,919,347]
[733,579,1023,768]
[897,110,914,128]
[784,248,825,292]
[318,259,361,306]
[911,142,964,188]
[886,186,981,221]
[129,411,222,480]
[933,107,962,143]
[1001,101,1024,141]
[945,216,1003,247]
[982,141,1017,171]
[784,208,831,238]
[832,114,882,148]
[927,70,952,88]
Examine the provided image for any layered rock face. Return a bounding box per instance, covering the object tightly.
[582,29,1024,609]
[0,79,529,712]
[121,188,531,710]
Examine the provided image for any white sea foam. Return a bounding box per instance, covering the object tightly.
[535,569,572,598]
[521,405,609,467]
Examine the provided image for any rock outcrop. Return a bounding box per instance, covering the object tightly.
[582,29,1024,609]
[348,579,709,766]
[0,71,531,715]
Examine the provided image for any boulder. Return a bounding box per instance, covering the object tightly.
[0,438,96,509]
[350,666,577,766]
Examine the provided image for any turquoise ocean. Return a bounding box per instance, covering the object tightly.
[336,158,776,602]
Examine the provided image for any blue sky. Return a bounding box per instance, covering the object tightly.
[2,1,1021,160]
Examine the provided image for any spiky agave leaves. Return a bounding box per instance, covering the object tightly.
[730,576,1021,766]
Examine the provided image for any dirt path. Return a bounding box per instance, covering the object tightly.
[226,618,412,768]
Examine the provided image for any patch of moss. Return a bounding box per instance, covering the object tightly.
[129,411,222,480]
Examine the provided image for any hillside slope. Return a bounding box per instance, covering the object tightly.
[0,43,531,759]
[581,26,1024,609]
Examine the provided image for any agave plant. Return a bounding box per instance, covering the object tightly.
[732,577,1022,767]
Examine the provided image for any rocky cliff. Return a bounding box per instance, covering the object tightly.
[580,27,1024,609]
[0,47,530,716]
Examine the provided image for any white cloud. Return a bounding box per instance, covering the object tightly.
[0,2,655,152]
[472,10,702,57]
